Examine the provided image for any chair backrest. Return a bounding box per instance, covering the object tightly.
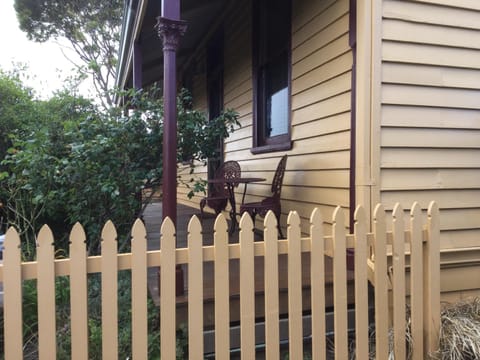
[222,160,241,185]
[210,160,241,196]
[271,155,287,198]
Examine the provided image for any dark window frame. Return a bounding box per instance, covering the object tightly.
[251,0,293,154]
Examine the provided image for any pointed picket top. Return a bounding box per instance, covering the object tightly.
[239,211,254,232]
[70,223,86,250]
[37,224,54,247]
[310,207,323,227]
[5,226,20,251]
[410,202,422,221]
[287,210,301,228]
[392,203,404,222]
[101,220,117,243]
[132,218,147,243]
[264,210,278,231]
[373,203,386,225]
[161,216,176,239]
[428,201,439,222]
[213,213,228,235]
[332,206,345,227]
[354,205,366,226]
[188,215,202,238]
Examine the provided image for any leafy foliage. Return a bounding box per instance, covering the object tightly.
[14,0,123,107]
[0,77,239,255]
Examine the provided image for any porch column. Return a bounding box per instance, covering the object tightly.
[156,5,187,227]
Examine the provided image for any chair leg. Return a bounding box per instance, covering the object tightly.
[276,214,284,239]
[199,199,206,221]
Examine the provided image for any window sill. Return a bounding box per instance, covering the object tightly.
[250,141,292,155]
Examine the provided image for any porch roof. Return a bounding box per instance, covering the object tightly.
[115,0,225,91]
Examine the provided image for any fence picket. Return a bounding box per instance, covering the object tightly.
[0,202,443,359]
[410,202,424,360]
[392,204,406,360]
[425,201,440,356]
[37,225,56,360]
[310,209,326,360]
[101,221,118,359]
[332,207,348,359]
[131,219,148,359]
[354,206,369,360]
[160,217,176,360]
[3,227,23,360]
[239,213,255,360]
[69,223,88,360]
[288,211,303,359]
[373,204,389,360]
[264,211,280,360]
[188,215,204,360]
[214,214,230,359]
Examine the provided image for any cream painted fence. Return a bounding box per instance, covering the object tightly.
[0,202,440,359]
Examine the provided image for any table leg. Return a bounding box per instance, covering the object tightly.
[227,184,237,234]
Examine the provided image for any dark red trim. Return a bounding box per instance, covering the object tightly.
[349,0,357,230]
[156,4,187,229]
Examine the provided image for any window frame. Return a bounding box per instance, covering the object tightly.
[251,0,293,154]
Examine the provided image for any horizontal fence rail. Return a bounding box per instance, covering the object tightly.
[0,201,440,359]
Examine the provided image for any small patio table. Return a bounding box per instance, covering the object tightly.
[208,177,266,234]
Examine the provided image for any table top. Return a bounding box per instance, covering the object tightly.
[207,177,266,185]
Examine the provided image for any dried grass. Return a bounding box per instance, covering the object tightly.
[433,297,480,360]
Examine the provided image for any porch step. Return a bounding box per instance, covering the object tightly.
[203,308,358,358]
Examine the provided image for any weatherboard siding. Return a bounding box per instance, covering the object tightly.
[176,0,353,234]
[379,0,480,249]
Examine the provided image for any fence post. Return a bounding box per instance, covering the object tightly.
[69,223,88,360]
[131,219,148,359]
[410,203,424,360]
[264,211,280,360]
[37,225,56,360]
[392,203,406,359]
[354,206,369,359]
[101,221,118,359]
[425,201,440,357]
[214,214,230,359]
[239,213,255,360]
[287,211,303,359]
[310,208,326,360]
[332,207,348,359]
[160,217,176,359]
[373,204,389,360]
[188,215,204,360]
[3,227,23,360]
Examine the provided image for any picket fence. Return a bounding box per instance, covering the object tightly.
[0,201,440,359]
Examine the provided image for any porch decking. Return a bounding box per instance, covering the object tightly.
[142,200,355,327]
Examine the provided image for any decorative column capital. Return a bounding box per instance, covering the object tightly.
[155,17,188,51]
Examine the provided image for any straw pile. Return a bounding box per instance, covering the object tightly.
[434,298,480,360]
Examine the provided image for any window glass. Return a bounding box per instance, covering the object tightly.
[253,0,291,152]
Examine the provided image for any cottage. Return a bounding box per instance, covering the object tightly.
[116,0,480,300]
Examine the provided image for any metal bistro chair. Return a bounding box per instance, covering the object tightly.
[240,155,287,238]
[199,160,241,219]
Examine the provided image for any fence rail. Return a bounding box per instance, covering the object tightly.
[0,201,440,359]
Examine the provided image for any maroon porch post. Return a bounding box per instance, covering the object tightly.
[156,1,187,296]
[156,2,187,228]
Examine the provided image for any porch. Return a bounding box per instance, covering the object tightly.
[142,200,356,328]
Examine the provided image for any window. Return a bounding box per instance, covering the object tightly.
[252,0,292,153]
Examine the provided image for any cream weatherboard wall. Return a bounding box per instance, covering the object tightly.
[178,0,353,235]
[377,0,480,251]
